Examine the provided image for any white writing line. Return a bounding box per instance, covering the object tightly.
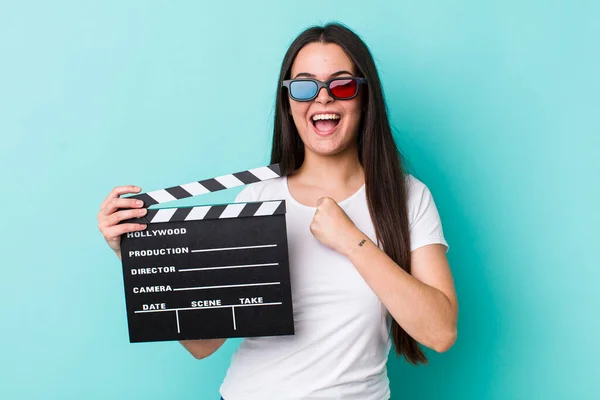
[191,244,277,253]
[134,302,283,313]
[179,263,278,272]
[176,310,180,333]
[173,282,280,292]
[232,308,236,331]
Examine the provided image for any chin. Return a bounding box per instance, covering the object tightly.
[306,141,354,157]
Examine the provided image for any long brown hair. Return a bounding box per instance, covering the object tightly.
[270,23,427,364]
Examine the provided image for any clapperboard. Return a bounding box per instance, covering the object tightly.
[119,164,294,343]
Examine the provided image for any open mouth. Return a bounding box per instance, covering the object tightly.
[311,113,341,133]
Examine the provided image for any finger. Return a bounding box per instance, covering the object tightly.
[100,197,145,217]
[100,185,142,210]
[99,207,147,228]
[101,208,148,228]
[102,223,147,241]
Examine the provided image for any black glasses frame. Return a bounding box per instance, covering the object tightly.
[281,77,367,102]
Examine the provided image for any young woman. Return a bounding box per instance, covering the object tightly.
[98,23,458,400]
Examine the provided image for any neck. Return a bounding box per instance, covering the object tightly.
[293,144,364,189]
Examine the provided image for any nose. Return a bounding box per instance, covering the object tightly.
[314,86,333,104]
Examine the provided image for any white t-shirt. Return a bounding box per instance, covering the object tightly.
[219,174,448,400]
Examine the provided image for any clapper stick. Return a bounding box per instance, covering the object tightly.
[118,162,294,343]
[122,163,286,225]
[126,163,283,207]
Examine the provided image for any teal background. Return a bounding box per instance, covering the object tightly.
[1,1,598,399]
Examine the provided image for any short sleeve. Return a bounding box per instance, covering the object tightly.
[406,176,449,253]
[234,184,257,203]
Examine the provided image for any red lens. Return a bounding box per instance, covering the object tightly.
[329,79,357,99]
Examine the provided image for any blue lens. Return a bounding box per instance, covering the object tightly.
[290,80,318,100]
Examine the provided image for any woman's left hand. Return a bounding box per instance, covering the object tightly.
[309,197,365,256]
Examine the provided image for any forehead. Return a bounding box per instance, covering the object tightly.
[291,42,356,79]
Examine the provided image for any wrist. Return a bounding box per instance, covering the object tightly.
[341,228,370,259]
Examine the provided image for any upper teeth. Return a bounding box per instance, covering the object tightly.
[312,113,340,121]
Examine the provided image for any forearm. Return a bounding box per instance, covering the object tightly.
[179,338,227,359]
[344,231,457,352]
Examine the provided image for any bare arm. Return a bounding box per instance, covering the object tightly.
[344,233,458,353]
[179,338,228,359]
[309,197,458,353]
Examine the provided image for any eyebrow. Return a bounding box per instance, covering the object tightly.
[292,70,355,79]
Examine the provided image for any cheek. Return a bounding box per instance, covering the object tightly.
[290,103,310,130]
[350,97,362,116]
[343,100,363,129]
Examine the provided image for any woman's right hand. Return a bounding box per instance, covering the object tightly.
[97,185,148,259]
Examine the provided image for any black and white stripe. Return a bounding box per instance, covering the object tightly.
[125,200,285,224]
[127,164,282,207]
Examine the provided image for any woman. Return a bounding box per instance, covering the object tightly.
[97,23,458,399]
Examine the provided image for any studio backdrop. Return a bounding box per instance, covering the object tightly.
[0,1,598,399]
